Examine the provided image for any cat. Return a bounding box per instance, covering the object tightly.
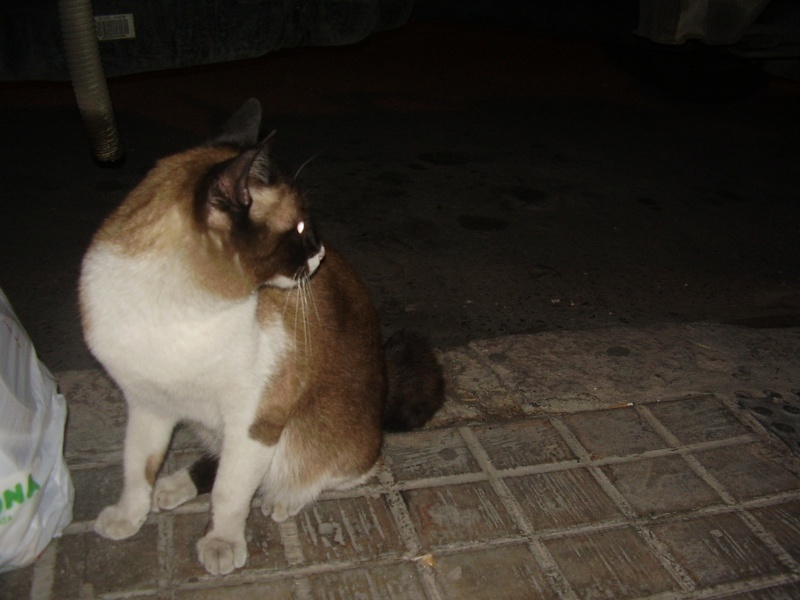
[79,98,444,575]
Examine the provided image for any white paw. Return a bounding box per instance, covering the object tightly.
[94,504,146,540]
[270,504,290,523]
[196,533,247,575]
[152,470,197,512]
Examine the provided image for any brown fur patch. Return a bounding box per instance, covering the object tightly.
[249,184,302,233]
[251,248,386,489]
[145,453,164,487]
[94,147,236,257]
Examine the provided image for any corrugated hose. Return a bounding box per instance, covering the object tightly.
[58,0,124,164]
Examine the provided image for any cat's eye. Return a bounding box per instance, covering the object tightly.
[297,221,305,235]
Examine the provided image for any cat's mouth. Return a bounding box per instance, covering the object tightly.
[267,245,325,290]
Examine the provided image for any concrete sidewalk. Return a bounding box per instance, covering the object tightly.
[3,322,800,599]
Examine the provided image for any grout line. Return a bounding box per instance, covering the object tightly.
[676,572,800,599]
[381,471,489,492]
[458,425,579,600]
[29,541,57,600]
[279,519,306,566]
[157,512,175,592]
[167,556,434,594]
[376,466,421,557]
[98,589,162,599]
[292,578,314,600]
[376,461,444,600]
[414,564,445,600]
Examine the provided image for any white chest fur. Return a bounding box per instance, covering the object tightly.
[81,245,287,427]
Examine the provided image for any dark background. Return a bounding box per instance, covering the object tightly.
[1,2,798,372]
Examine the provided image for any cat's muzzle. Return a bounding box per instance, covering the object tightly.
[307,245,325,277]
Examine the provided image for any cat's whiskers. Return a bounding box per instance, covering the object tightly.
[281,283,293,317]
[293,153,320,181]
[300,279,310,357]
[288,267,314,362]
[298,275,313,360]
[306,277,321,324]
[292,271,302,346]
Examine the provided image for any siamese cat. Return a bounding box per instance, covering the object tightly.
[79,99,443,575]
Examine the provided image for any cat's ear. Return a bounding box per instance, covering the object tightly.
[246,130,278,186]
[210,98,263,148]
[200,135,278,230]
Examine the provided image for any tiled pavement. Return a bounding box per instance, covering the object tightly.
[5,383,800,599]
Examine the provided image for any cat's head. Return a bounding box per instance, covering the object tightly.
[193,99,325,291]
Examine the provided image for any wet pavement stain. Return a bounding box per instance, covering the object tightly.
[737,391,800,456]
[504,185,549,205]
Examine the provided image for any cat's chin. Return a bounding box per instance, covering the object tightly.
[266,276,304,290]
[266,245,326,290]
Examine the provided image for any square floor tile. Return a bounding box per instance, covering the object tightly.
[651,512,787,587]
[403,481,519,548]
[561,408,668,459]
[546,527,678,599]
[693,444,800,501]
[505,469,622,532]
[53,524,159,598]
[69,464,123,522]
[60,369,126,460]
[0,562,34,599]
[307,563,427,600]
[647,395,750,445]
[436,544,557,599]
[473,419,576,470]
[600,456,720,516]
[173,511,287,581]
[749,500,800,563]
[294,495,405,565]
[384,428,481,482]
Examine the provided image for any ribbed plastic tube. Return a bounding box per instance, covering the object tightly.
[58,0,124,164]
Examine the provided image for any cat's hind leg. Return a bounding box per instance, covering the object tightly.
[152,455,218,512]
[262,466,378,523]
[95,405,175,540]
[262,495,308,523]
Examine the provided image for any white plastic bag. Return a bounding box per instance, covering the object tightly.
[0,288,74,571]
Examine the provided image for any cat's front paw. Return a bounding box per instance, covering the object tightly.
[197,533,247,575]
[152,469,198,512]
[94,504,146,540]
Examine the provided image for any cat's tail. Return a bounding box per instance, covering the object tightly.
[382,330,445,432]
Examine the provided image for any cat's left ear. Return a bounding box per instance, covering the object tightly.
[199,134,279,231]
[210,98,263,148]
